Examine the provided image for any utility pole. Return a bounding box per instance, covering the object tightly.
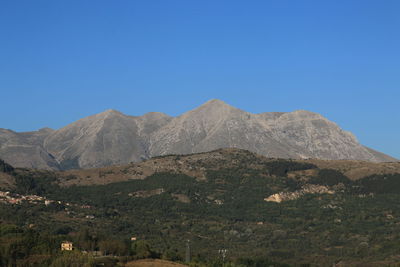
[218,249,227,267]
[185,239,191,263]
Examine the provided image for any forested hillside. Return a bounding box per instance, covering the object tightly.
[1,149,400,266]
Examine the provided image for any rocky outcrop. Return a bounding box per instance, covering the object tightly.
[264,184,335,203]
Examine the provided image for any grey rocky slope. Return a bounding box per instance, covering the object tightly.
[0,128,59,170]
[0,99,396,170]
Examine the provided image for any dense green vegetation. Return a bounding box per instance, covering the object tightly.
[0,159,14,173]
[2,156,400,266]
[309,169,352,186]
[264,160,317,177]
[0,223,162,266]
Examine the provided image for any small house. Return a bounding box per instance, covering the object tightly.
[61,241,73,251]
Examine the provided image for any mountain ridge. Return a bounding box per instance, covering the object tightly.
[0,100,397,170]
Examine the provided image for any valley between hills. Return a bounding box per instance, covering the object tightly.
[1,148,400,266]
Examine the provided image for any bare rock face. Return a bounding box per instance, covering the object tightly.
[149,99,295,158]
[0,100,396,170]
[255,110,374,160]
[149,100,395,162]
[43,110,171,169]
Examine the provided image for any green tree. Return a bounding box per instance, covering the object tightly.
[131,240,154,259]
[50,251,92,267]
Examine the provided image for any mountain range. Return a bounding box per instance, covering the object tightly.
[0,99,396,170]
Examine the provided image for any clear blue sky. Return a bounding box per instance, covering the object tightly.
[0,1,399,158]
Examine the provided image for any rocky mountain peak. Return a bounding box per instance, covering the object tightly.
[182,99,244,124]
[95,109,125,119]
[192,99,238,113]
[201,98,231,107]
[102,108,123,114]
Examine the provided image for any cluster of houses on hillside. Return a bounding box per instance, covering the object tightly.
[0,190,92,209]
[0,190,97,220]
[0,190,57,205]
